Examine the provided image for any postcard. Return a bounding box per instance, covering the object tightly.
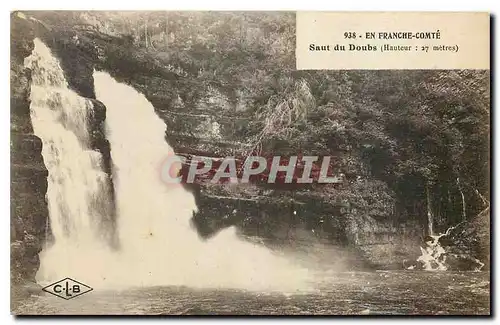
[10,11,490,315]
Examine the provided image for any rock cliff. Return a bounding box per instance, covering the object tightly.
[11,13,48,287]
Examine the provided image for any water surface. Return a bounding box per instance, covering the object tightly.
[13,271,490,315]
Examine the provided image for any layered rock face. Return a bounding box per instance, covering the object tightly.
[167,112,424,269]
[10,14,48,285]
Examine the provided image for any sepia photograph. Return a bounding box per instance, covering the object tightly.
[10,10,490,315]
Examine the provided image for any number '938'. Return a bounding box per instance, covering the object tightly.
[344,32,356,39]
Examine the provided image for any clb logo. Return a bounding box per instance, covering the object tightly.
[42,278,93,300]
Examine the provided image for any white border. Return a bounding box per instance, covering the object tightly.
[3,0,499,11]
[1,0,497,323]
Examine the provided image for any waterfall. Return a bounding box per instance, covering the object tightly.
[23,37,309,292]
[93,71,309,291]
[25,38,116,284]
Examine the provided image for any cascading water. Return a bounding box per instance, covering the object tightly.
[416,223,485,271]
[416,233,448,271]
[25,38,116,284]
[93,70,309,291]
[24,37,309,292]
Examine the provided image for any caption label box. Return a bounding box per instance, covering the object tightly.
[296,12,490,70]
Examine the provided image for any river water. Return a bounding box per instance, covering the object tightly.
[13,271,490,315]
